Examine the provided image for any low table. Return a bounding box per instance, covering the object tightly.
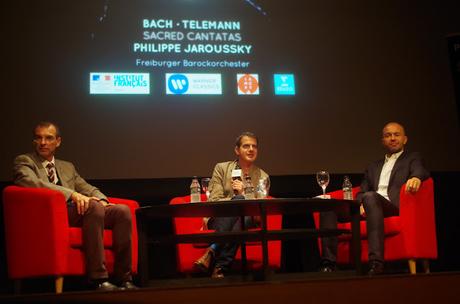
[136,197,361,286]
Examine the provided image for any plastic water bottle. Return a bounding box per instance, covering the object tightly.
[343,176,353,200]
[243,174,255,199]
[256,178,268,198]
[190,176,201,203]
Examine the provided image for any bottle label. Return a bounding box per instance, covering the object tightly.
[343,190,353,200]
[244,190,255,199]
[191,192,201,203]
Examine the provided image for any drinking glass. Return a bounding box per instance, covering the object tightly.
[261,177,270,190]
[201,177,211,200]
[316,170,330,198]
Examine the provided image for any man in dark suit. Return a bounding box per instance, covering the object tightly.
[319,122,430,275]
[13,121,138,290]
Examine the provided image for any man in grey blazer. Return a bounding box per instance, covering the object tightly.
[13,121,138,290]
[319,122,430,275]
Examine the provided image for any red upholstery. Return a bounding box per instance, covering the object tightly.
[2,185,139,280]
[313,178,437,264]
[170,194,282,273]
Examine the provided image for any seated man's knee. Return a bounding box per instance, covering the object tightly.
[84,200,105,222]
[111,204,132,222]
[208,216,239,232]
[361,191,386,215]
[86,200,105,219]
[361,191,380,206]
[119,204,132,220]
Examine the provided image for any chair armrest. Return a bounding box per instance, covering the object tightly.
[326,189,343,199]
[170,195,207,234]
[108,197,139,213]
[399,178,437,257]
[2,186,70,277]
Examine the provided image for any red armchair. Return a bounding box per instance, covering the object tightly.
[170,195,282,273]
[313,178,437,274]
[2,185,139,293]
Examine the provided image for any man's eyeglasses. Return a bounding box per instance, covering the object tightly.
[33,136,56,143]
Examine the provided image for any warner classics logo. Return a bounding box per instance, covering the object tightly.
[167,74,189,94]
[237,74,259,95]
[166,73,222,95]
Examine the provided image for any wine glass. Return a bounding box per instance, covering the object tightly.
[316,170,330,198]
[201,177,211,200]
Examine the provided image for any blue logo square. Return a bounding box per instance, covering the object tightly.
[274,74,295,95]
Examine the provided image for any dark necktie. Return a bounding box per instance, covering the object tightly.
[46,163,56,184]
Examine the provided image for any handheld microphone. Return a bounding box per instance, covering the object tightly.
[231,169,242,195]
[231,169,242,181]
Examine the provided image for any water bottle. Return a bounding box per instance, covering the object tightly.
[342,175,353,200]
[256,178,268,198]
[243,174,255,199]
[190,176,201,203]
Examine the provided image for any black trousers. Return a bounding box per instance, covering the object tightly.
[207,196,257,271]
[67,201,133,282]
[320,191,398,263]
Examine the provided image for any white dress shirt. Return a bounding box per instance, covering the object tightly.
[377,150,404,201]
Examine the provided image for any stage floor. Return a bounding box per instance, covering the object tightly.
[1,271,460,304]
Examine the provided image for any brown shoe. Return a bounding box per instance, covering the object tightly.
[368,260,384,276]
[194,248,215,273]
[211,266,225,279]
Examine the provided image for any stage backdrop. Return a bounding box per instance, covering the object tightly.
[1,0,460,180]
[447,33,460,123]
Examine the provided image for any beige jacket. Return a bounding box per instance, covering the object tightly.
[203,160,269,229]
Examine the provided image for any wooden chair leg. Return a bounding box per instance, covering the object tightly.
[408,259,416,274]
[422,259,430,274]
[55,276,64,294]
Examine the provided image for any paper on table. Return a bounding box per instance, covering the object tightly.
[314,194,331,199]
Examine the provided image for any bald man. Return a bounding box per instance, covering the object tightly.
[319,122,430,275]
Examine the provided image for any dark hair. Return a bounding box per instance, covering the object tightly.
[235,131,258,147]
[34,121,61,137]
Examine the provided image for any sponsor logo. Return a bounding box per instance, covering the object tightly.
[274,74,295,95]
[166,73,222,95]
[237,74,259,95]
[167,74,189,94]
[90,73,150,94]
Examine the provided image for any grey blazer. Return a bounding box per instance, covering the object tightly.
[13,152,107,201]
[208,160,270,202]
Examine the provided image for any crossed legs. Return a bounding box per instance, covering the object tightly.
[320,191,398,265]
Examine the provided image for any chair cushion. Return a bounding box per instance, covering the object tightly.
[69,228,113,248]
[337,216,401,240]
